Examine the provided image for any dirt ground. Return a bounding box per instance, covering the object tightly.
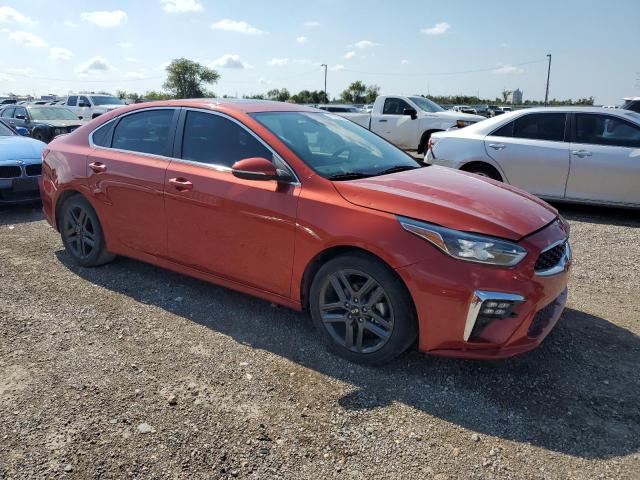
[0,202,638,479]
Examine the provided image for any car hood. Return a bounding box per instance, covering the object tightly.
[435,110,486,123]
[0,136,46,161]
[36,119,84,127]
[95,105,123,110]
[333,166,557,241]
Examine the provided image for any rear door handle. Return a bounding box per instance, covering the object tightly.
[169,177,193,191]
[89,161,107,173]
[489,143,505,150]
[571,150,592,158]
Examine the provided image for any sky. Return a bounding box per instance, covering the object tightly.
[0,0,638,104]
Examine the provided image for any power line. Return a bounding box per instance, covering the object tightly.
[339,59,547,77]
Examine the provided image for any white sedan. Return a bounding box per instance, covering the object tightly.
[426,107,640,208]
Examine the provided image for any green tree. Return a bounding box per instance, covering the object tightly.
[501,89,513,103]
[144,90,174,101]
[266,88,291,102]
[163,58,220,99]
[364,85,380,104]
[340,80,367,103]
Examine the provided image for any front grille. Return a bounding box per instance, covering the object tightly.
[0,165,22,178]
[25,164,42,176]
[535,242,566,272]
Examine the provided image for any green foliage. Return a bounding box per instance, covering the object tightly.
[364,85,380,104]
[163,58,220,99]
[265,88,291,102]
[340,80,367,103]
[143,90,174,101]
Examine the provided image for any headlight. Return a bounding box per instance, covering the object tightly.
[398,216,527,266]
[53,128,63,135]
[456,119,475,128]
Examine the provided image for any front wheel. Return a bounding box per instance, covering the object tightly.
[309,253,417,365]
[60,195,115,267]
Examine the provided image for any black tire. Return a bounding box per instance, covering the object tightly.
[463,163,502,181]
[32,130,47,142]
[309,253,417,365]
[59,195,115,267]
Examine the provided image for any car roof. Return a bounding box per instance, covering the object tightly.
[105,98,321,115]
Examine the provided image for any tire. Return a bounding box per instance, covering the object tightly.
[309,253,417,365]
[59,195,115,267]
[32,130,47,142]
[463,163,502,181]
[417,130,442,155]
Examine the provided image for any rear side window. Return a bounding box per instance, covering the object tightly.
[491,121,514,137]
[1,107,15,118]
[112,109,174,156]
[383,98,412,115]
[181,111,272,167]
[513,113,566,142]
[91,122,114,147]
[575,114,640,148]
[67,96,78,107]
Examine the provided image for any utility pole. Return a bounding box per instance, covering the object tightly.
[321,64,327,103]
[544,54,552,107]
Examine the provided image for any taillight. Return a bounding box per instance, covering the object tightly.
[427,137,434,151]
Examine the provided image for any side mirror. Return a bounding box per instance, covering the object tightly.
[78,116,83,120]
[232,157,280,181]
[16,127,29,136]
[15,114,26,120]
[403,108,417,120]
[78,102,88,108]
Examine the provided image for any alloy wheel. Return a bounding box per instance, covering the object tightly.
[319,269,394,353]
[63,205,96,259]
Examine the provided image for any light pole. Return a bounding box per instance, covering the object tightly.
[544,54,552,107]
[321,64,327,103]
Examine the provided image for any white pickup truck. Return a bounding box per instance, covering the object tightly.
[64,94,126,120]
[336,95,485,153]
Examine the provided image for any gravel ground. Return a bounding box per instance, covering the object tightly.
[0,202,638,479]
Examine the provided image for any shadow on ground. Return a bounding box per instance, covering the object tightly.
[552,202,640,228]
[0,203,44,226]
[56,251,640,460]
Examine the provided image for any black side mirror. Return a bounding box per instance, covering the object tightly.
[403,108,417,120]
[15,114,26,120]
[78,116,83,119]
[78,102,88,108]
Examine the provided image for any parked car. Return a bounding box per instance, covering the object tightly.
[41,100,570,364]
[426,107,640,208]
[621,97,640,113]
[501,106,513,112]
[317,104,361,113]
[452,105,477,114]
[64,94,125,120]
[0,119,46,204]
[0,105,85,143]
[477,105,505,118]
[336,95,485,153]
[362,104,373,113]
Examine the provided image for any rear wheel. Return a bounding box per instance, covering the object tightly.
[462,163,502,181]
[309,253,417,365]
[60,195,114,267]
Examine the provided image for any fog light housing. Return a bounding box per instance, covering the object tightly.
[464,291,524,341]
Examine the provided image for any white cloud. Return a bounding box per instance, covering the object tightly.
[0,6,35,25]
[303,21,321,27]
[76,56,112,74]
[267,57,289,67]
[211,19,266,35]
[344,51,356,60]
[211,54,253,69]
[161,0,203,13]
[8,31,47,48]
[492,64,524,75]
[50,47,73,61]
[296,36,307,44]
[63,20,77,28]
[353,40,379,49]
[401,59,409,65]
[80,10,128,28]
[116,42,132,48]
[420,22,450,35]
[330,64,344,71]
[125,71,147,79]
[125,57,138,63]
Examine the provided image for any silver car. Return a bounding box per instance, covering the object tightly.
[426,107,640,208]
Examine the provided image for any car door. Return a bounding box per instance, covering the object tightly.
[164,109,300,297]
[78,95,92,120]
[483,112,570,198]
[12,107,29,130]
[86,108,178,256]
[565,113,640,206]
[370,98,416,149]
[66,95,78,116]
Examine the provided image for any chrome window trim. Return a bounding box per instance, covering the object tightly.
[534,238,571,277]
[87,106,300,185]
[464,291,525,342]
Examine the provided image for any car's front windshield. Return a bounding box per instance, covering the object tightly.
[251,112,421,180]
[29,107,79,121]
[0,122,15,136]
[409,96,445,113]
[91,96,124,106]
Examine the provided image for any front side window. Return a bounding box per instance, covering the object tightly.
[383,98,412,115]
[14,107,27,119]
[79,96,91,106]
[513,113,566,142]
[251,111,420,179]
[0,121,15,136]
[1,107,15,118]
[181,111,272,167]
[112,109,174,156]
[91,96,124,106]
[575,114,640,148]
[409,96,445,113]
[67,96,78,107]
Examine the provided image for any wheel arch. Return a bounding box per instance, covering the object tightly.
[459,160,506,182]
[418,129,444,153]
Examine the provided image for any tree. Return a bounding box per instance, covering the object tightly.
[364,85,380,104]
[163,58,220,99]
[266,88,290,102]
[144,90,174,101]
[501,89,513,103]
[340,80,367,103]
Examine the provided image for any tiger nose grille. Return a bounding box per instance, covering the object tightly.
[0,166,22,178]
[25,164,42,176]
[535,242,566,272]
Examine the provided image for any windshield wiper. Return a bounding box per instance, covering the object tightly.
[327,172,372,181]
[375,165,423,176]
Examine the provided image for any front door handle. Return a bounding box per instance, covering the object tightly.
[489,143,505,150]
[169,177,193,191]
[89,161,107,173]
[378,119,388,123]
[571,150,592,158]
